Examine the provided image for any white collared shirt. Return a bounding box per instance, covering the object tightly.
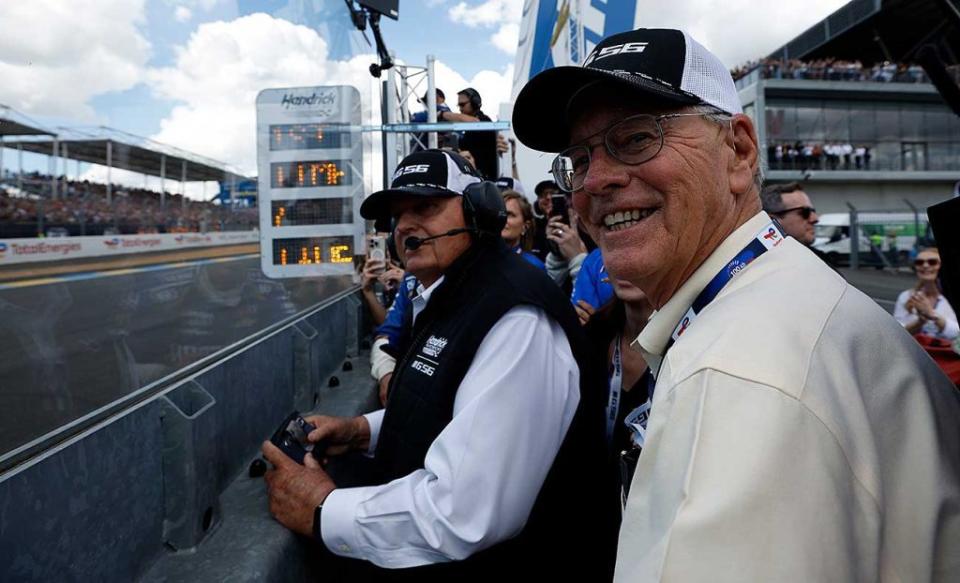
[321,300,580,568]
[411,276,444,323]
[617,212,960,582]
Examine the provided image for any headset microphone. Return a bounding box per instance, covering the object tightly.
[404,228,474,250]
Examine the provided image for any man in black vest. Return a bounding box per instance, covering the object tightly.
[263,149,614,581]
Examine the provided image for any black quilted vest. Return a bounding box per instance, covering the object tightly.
[366,240,616,582]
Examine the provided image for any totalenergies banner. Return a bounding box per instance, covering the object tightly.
[0,231,259,265]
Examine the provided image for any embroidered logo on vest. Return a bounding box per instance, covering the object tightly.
[410,335,448,377]
[422,335,448,358]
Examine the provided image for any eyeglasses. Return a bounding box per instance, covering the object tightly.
[550,112,731,192]
[774,206,817,220]
[914,258,941,267]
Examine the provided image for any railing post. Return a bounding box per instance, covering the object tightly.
[847,202,859,270]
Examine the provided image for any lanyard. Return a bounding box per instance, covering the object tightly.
[661,221,785,356]
[606,334,624,442]
[608,334,654,449]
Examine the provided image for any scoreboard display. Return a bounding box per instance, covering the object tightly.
[256,86,363,278]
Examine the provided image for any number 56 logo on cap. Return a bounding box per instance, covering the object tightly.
[584,42,649,66]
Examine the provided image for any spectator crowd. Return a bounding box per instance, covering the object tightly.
[767,141,872,170]
[0,172,257,237]
[731,57,931,83]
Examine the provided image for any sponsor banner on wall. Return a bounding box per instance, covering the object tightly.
[0,231,259,265]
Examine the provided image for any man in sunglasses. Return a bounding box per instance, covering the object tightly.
[761,182,836,268]
[513,27,960,582]
[760,182,819,245]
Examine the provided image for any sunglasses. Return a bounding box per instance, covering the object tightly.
[914,258,941,267]
[775,206,816,220]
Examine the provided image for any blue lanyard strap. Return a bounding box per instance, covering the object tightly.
[663,221,785,355]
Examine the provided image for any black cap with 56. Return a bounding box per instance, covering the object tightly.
[359,149,482,221]
[512,28,742,153]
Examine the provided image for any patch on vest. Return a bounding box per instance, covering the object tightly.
[411,359,436,376]
[409,335,447,377]
[422,335,448,358]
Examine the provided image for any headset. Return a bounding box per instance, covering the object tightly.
[402,182,505,251]
[462,181,507,235]
[459,87,482,112]
[446,149,505,235]
[397,149,506,251]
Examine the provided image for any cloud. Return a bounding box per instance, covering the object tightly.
[168,0,223,12]
[145,12,515,188]
[174,6,192,22]
[146,13,380,179]
[633,0,851,68]
[448,0,523,55]
[491,23,520,55]
[432,60,514,121]
[0,0,150,119]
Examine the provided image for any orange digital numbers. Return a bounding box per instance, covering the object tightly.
[330,245,352,264]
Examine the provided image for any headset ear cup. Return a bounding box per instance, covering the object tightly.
[463,182,507,235]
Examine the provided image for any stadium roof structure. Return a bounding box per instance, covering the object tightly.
[767,0,960,64]
[3,126,250,184]
[0,105,56,137]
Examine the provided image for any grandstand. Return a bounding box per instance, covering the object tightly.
[735,0,960,212]
[0,107,254,238]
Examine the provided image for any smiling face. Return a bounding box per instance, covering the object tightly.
[390,194,471,287]
[567,90,761,307]
[915,248,941,284]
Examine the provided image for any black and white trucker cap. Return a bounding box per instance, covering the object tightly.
[359,149,482,220]
[512,28,742,153]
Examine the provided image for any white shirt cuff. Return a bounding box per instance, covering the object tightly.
[363,409,384,455]
[321,485,381,559]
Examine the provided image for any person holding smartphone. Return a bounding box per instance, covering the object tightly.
[360,234,404,327]
[545,191,589,293]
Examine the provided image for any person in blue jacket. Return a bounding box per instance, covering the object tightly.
[501,189,546,271]
[572,247,614,325]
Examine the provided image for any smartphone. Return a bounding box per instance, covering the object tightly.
[269,412,322,465]
[550,194,570,225]
[368,235,387,274]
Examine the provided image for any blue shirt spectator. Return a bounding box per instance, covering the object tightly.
[411,103,451,123]
[513,245,546,271]
[572,248,614,309]
[375,273,418,346]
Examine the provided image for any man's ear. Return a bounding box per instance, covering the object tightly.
[728,114,759,197]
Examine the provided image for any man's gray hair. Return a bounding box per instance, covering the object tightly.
[690,105,764,192]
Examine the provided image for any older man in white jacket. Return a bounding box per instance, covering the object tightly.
[513,27,960,582]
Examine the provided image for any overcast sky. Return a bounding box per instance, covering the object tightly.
[0,0,850,194]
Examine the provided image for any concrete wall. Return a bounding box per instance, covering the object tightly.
[776,179,955,213]
[0,291,364,582]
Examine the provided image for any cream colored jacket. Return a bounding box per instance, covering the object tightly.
[617,212,960,582]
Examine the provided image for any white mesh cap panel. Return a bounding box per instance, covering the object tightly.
[679,32,743,114]
[445,151,482,194]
